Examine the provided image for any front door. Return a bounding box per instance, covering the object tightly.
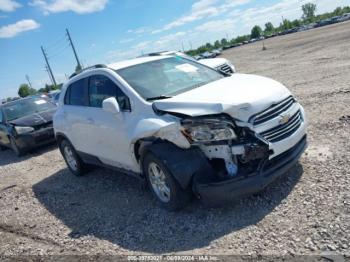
[82,74,134,169]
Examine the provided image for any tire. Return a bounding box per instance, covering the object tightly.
[59,139,87,176]
[143,152,192,211]
[10,136,24,157]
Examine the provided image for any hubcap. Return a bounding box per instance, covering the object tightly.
[64,145,78,171]
[148,162,171,203]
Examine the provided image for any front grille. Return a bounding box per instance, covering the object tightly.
[216,64,233,74]
[260,110,302,143]
[252,96,295,125]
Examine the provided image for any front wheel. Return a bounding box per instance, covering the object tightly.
[10,136,24,157]
[143,153,192,211]
[59,140,87,176]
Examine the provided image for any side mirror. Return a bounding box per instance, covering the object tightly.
[102,97,120,114]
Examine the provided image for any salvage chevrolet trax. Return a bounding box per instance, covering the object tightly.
[54,55,307,210]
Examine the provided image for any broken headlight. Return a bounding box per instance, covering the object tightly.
[182,119,237,143]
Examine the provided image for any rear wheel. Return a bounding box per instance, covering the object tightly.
[10,136,24,157]
[59,140,87,176]
[143,152,192,211]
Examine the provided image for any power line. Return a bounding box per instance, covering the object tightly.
[47,44,71,59]
[45,34,69,51]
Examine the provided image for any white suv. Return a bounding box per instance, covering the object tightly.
[54,55,307,210]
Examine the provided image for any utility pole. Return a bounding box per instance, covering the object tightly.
[41,46,57,86]
[25,75,33,88]
[66,28,82,71]
[188,41,193,50]
[181,41,185,52]
[45,65,54,86]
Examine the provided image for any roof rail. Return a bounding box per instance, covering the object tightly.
[69,64,108,79]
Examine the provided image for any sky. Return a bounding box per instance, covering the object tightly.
[1,0,350,98]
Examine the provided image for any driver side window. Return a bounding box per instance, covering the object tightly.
[88,75,131,111]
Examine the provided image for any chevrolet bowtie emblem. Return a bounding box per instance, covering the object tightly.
[279,114,290,125]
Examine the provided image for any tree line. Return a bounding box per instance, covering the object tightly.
[186,3,350,56]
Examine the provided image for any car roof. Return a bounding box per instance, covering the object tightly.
[108,55,170,70]
[0,97,32,107]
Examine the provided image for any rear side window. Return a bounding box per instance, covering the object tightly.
[65,78,87,106]
[88,75,131,110]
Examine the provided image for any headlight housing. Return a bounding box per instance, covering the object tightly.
[14,126,34,135]
[182,119,237,143]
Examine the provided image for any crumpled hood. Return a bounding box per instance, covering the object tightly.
[154,73,291,122]
[9,109,56,127]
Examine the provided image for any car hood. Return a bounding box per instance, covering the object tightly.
[9,108,56,127]
[153,73,291,122]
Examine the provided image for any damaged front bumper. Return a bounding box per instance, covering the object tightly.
[193,135,307,206]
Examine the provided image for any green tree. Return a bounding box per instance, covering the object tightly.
[264,22,274,33]
[220,38,228,46]
[18,84,36,98]
[281,19,293,30]
[214,40,221,49]
[302,3,317,22]
[251,25,262,39]
[333,7,342,16]
[292,19,301,27]
[205,42,213,50]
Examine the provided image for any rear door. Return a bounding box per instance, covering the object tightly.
[62,77,90,152]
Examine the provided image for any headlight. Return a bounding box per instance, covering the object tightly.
[182,119,237,143]
[14,126,34,135]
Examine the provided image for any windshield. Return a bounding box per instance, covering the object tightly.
[3,97,56,121]
[116,57,223,100]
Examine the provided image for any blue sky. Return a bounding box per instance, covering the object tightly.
[1,0,349,98]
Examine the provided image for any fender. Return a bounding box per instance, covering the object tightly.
[140,142,212,189]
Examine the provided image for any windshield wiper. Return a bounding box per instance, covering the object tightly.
[146,95,172,101]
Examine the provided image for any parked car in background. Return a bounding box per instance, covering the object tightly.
[47,90,60,102]
[212,49,222,56]
[142,51,236,75]
[337,13,350,22]
[0,97,56,156]
[52,91,61,106]
[54,55,307,210]
[201,51,216,58]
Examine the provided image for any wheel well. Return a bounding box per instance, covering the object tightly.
[55,133,71,147]
[133,137,157,163]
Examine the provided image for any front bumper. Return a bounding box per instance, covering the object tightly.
[193,135,307,206]
[15,127,55,151]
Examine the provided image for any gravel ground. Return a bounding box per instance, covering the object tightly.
[0,21,349,258]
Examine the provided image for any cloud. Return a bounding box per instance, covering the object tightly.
[0,19,40,38]
[152,0,250,34]
[0,0,21,12]
[30,0,108,14]
[127,26,153,35]
[119,38,134,44]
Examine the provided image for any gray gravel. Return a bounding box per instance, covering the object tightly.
[0,21,349,257]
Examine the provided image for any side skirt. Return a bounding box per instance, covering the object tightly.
[76,151,143,181]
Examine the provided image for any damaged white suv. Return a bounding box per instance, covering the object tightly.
[54,55,307,210]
